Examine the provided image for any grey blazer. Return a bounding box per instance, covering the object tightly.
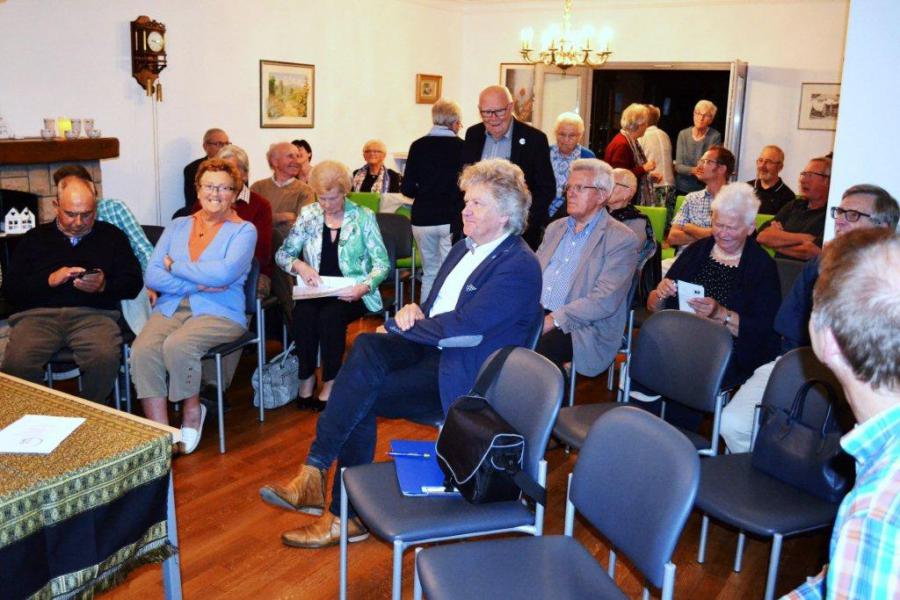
[537,210,639,376]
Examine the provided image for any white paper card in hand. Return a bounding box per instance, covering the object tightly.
[677,280,704,313]
[0,414,86,454]
[293,275,357,299]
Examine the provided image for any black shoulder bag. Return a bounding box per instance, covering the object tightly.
[435,346,546,505]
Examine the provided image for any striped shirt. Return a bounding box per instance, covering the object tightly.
[540,212,601,311]
[785,404,900,599]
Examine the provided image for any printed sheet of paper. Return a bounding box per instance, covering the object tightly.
[292,275,357,300]
[677,280,705,314]
[0,414,85,454]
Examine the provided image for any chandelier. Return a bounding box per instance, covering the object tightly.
[519,0,612,71]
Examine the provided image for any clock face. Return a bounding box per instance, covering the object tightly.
[147,30,165,52]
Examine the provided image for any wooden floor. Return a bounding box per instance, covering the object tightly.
[100,316,831,600]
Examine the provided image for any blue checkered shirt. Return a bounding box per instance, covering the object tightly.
[540,212,601,311]
[671,188,713,229]
[96,198,153,272]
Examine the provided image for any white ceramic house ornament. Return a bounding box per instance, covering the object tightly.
[18,207,36,232]
[4,207,21,234]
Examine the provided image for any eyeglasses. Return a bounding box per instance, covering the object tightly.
[800,171,830,179]
[564,184,601,195]
[614,182,633,191]
[204,140,228,147]
[831,206,872,222]
[698,158,723,166]
[200,183,235,195]
[756,158,782,166]
[363,149,384,155]
[479,107,508,119]
[694,111,714,119]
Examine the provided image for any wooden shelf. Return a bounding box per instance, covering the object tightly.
[0,137,119,165]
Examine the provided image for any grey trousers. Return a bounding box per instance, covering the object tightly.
[1,307,122,404]
[131,300,245,402]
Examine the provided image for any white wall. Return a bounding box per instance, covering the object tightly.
[459,0,849,186]
[0,0,462,223]
[826,0,899,239]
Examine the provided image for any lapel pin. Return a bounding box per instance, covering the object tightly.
[519,138,526,145]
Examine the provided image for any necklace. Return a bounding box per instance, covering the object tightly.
[195,216,225,238]
[711,243,743,264]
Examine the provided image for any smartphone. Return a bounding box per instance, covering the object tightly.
[76,268,101,279]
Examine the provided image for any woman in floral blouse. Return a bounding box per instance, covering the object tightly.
[276,160,389,410]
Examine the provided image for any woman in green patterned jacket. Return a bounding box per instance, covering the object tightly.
[276,160,389,410]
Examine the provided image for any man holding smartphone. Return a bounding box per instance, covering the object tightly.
[1,176,142,404]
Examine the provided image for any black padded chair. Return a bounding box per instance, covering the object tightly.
[695,347,847,600]
[200,259,266,453]
[375,213,413,315]
[141,224,165,247]
[414,406,700,600]
[337,347,564,600]
[554,309,733,455]
[774,257,806,299]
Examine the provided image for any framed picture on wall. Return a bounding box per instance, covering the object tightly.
[416,74,442,104]
[798,83,840,131]
[499,63,535,124]
[260,60,315,128]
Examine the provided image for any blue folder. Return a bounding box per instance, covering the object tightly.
[390,439,459,497]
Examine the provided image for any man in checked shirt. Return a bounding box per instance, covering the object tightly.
[786,227,900,599]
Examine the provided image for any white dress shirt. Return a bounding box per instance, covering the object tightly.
[429,233,510,317]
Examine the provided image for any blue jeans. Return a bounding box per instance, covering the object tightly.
[306,333,442,516]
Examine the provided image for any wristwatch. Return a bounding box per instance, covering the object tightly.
[552,317,561,329]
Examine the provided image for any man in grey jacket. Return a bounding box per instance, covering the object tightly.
[535,158,639,377]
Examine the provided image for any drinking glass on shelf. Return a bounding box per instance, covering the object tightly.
[70,119,82,137]
[43,118,57,135]
[83,119,94,136]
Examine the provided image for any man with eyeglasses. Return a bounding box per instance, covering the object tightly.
[534,158,639,379]
[1,176,143,403]
[462,85,555,249]
[666,145,734,255]
[183,128,229,210]
[746,145,795,214]
[757,156,831,260]
[721,184,899,453]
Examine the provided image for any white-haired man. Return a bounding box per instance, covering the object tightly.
[548,111,596,219]
[250,141,315,240]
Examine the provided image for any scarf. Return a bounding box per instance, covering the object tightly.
[353,165,390,194]
[622,130,654,206]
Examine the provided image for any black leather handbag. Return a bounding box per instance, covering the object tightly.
[752,379,854,503]
[435,347,546,505]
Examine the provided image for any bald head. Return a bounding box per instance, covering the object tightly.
[479,85,515,140]
[267,142,301,181]
[55,178,97,238]
[608,168,638,210]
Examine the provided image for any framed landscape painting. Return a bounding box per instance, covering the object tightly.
[260,60,315,128]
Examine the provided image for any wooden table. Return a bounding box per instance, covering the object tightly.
[0,374,182,600]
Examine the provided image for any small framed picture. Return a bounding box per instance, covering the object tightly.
[416,74,442,104]
[798,83,840,131]
[260,60,315,128]
[499,63,536,123]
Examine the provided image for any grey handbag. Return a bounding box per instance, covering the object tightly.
[252,342,299,409]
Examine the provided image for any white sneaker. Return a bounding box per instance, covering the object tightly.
[180,404,207,454]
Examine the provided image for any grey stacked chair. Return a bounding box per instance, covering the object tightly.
[555,309,733,455]
[375,212,413,315]
[774,256,805,298]
[695,347,847,600]
[338,347,564,600]
[414,406,700,600]
[200,258,267,453]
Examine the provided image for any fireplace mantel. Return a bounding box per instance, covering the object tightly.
[0,137,119,165]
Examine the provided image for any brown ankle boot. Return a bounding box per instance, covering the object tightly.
[259,464,326,515]
[281,513,369,549]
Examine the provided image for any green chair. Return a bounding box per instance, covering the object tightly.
[635,205,666,244]
[674,195,686,217]
[393,205,422,303]
[756,213,776,257]
[347,192,380,213]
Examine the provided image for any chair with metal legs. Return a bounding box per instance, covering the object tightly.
[414,406,700,600]
[337,347,564,600]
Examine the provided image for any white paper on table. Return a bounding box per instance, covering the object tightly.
[677,280,705,314]
[292,275,357,300]
[0,414,86,454]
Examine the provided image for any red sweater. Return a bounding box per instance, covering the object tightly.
[603,132,647,178]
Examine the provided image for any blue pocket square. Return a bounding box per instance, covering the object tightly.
[464,283,477,293]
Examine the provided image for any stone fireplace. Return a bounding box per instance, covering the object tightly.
[0,138,119,222]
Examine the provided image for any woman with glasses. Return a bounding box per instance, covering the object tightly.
[277,161,389,411]
[648,182,780,388]
[351,139,402,193]
[603,103,657,205]
[131,159,257,453]
[675,99,722,195]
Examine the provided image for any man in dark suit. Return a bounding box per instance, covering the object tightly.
[182,128,229,211]
[259,159,542,549]
[462,85,555,249]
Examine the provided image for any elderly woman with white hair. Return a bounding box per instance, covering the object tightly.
[401,98,466,300]
[548,112,596,219]
[675,99,722,195]
[648,182,780,386]
[352,139,402,193]
[603,103,657,205]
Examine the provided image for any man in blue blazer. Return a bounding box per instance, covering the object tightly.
[260,159,542,548]
[463,85,555,250]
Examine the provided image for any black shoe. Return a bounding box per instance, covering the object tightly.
[296,396,327,412]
